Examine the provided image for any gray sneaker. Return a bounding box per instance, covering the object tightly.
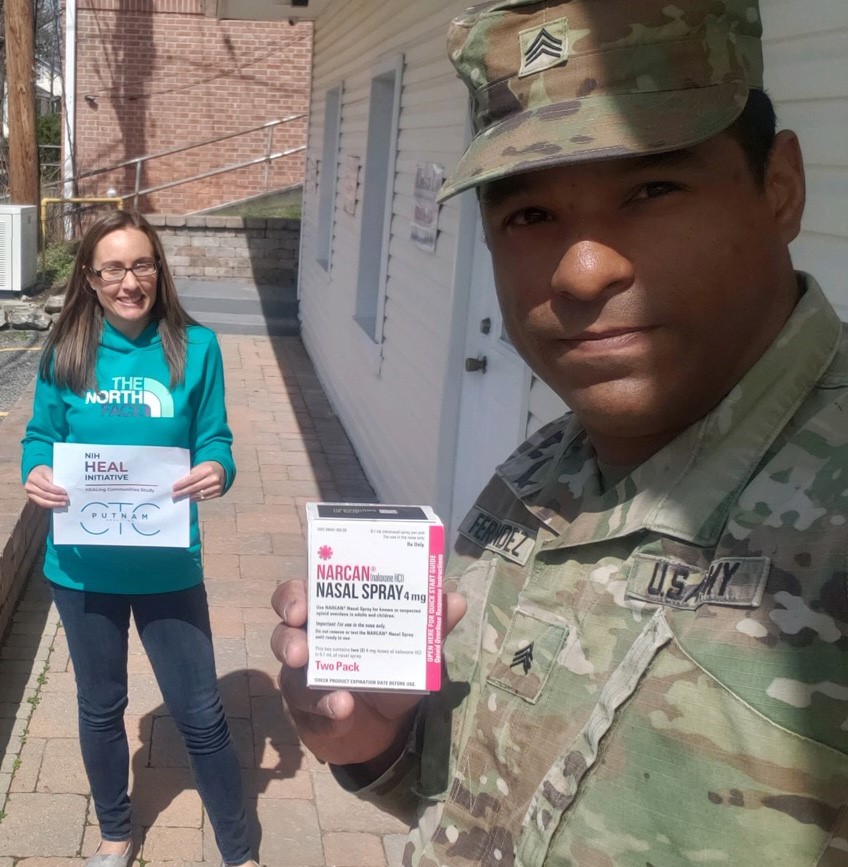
[85,842,132,867]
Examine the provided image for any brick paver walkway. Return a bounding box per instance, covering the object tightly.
[0,335,409,865]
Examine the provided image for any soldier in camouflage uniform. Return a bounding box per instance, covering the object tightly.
[272,1,848,864]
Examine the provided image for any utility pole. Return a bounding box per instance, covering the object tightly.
[4,0,40,205]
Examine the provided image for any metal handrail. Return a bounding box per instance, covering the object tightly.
[78,115,304,177]
[77,114,307,210]
[131,146,305,200]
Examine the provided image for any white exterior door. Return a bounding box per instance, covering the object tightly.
[450,218,532,537]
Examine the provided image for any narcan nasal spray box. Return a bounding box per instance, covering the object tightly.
[306,503,444,692]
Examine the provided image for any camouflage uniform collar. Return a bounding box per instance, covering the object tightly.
[497,274,842,548]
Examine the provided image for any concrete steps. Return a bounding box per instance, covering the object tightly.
[175,277,299,337]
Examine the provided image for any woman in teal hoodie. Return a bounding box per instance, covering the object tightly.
[21,211,256,867]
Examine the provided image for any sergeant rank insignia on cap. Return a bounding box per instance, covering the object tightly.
[519,19,569,77]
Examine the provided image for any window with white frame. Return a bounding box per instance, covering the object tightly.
[354,56,403,343]
[316,85,342,271]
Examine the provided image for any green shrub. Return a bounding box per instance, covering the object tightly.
[36,113,61,146]
[38,240,78,291]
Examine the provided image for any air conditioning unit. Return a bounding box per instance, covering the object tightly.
[0,205,38,295]
[203,0,330,21]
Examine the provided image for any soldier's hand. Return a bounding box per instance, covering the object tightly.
[271,579,466,773]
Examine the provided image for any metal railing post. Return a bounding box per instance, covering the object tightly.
[134,161,143,211]
[263,124,275,191]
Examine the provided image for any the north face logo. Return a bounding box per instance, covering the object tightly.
[84,376,175,418]
[519,19,570,77]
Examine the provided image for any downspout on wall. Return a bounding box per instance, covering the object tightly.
[62,0,76,236]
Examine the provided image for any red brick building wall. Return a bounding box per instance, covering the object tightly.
[74,0,311,214]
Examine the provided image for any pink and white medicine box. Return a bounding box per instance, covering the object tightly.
[306,503,444,692]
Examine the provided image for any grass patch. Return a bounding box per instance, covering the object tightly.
[206,187,303,220]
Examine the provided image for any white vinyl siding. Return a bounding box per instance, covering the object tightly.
[298,1,470,515]
[355,57,403,343]
[761,0,848,317]
[315,85,342,271]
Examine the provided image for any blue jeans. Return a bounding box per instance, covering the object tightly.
[50,581,252,864]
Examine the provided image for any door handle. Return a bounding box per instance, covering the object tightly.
[464,355,488,373]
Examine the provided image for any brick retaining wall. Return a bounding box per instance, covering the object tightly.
[145,214,300,283]
[0,383,49,643]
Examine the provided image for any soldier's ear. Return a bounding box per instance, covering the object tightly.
[764,131,806,245]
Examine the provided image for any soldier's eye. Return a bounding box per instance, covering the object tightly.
[508,207,552,226]
[630,182,681,201]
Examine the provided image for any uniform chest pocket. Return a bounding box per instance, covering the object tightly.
[485,609,569,703]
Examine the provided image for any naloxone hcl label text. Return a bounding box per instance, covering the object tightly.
[306,503,444,692]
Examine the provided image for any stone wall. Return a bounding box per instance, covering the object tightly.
[145,214,300,283]
[0,383,49,642]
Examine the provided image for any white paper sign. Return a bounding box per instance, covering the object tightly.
[52,443,191,548]
[340,155,360,216]
[410,163,443,253]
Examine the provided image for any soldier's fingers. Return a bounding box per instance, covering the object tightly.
[271,579,308,626]
[271,622,309,668]
[279,664,356,722]
[444,592,467,638]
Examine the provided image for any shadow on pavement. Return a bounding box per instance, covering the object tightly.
[264,337,378,504]
[128,667,303,858]
[0,553,52,782]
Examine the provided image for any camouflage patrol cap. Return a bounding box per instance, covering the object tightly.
[438,0,764,201]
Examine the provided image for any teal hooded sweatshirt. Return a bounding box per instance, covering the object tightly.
[21,320,236,594]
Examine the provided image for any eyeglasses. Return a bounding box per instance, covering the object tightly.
[89,261,159,284]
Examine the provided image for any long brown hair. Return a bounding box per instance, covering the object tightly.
[40,210,197,393]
